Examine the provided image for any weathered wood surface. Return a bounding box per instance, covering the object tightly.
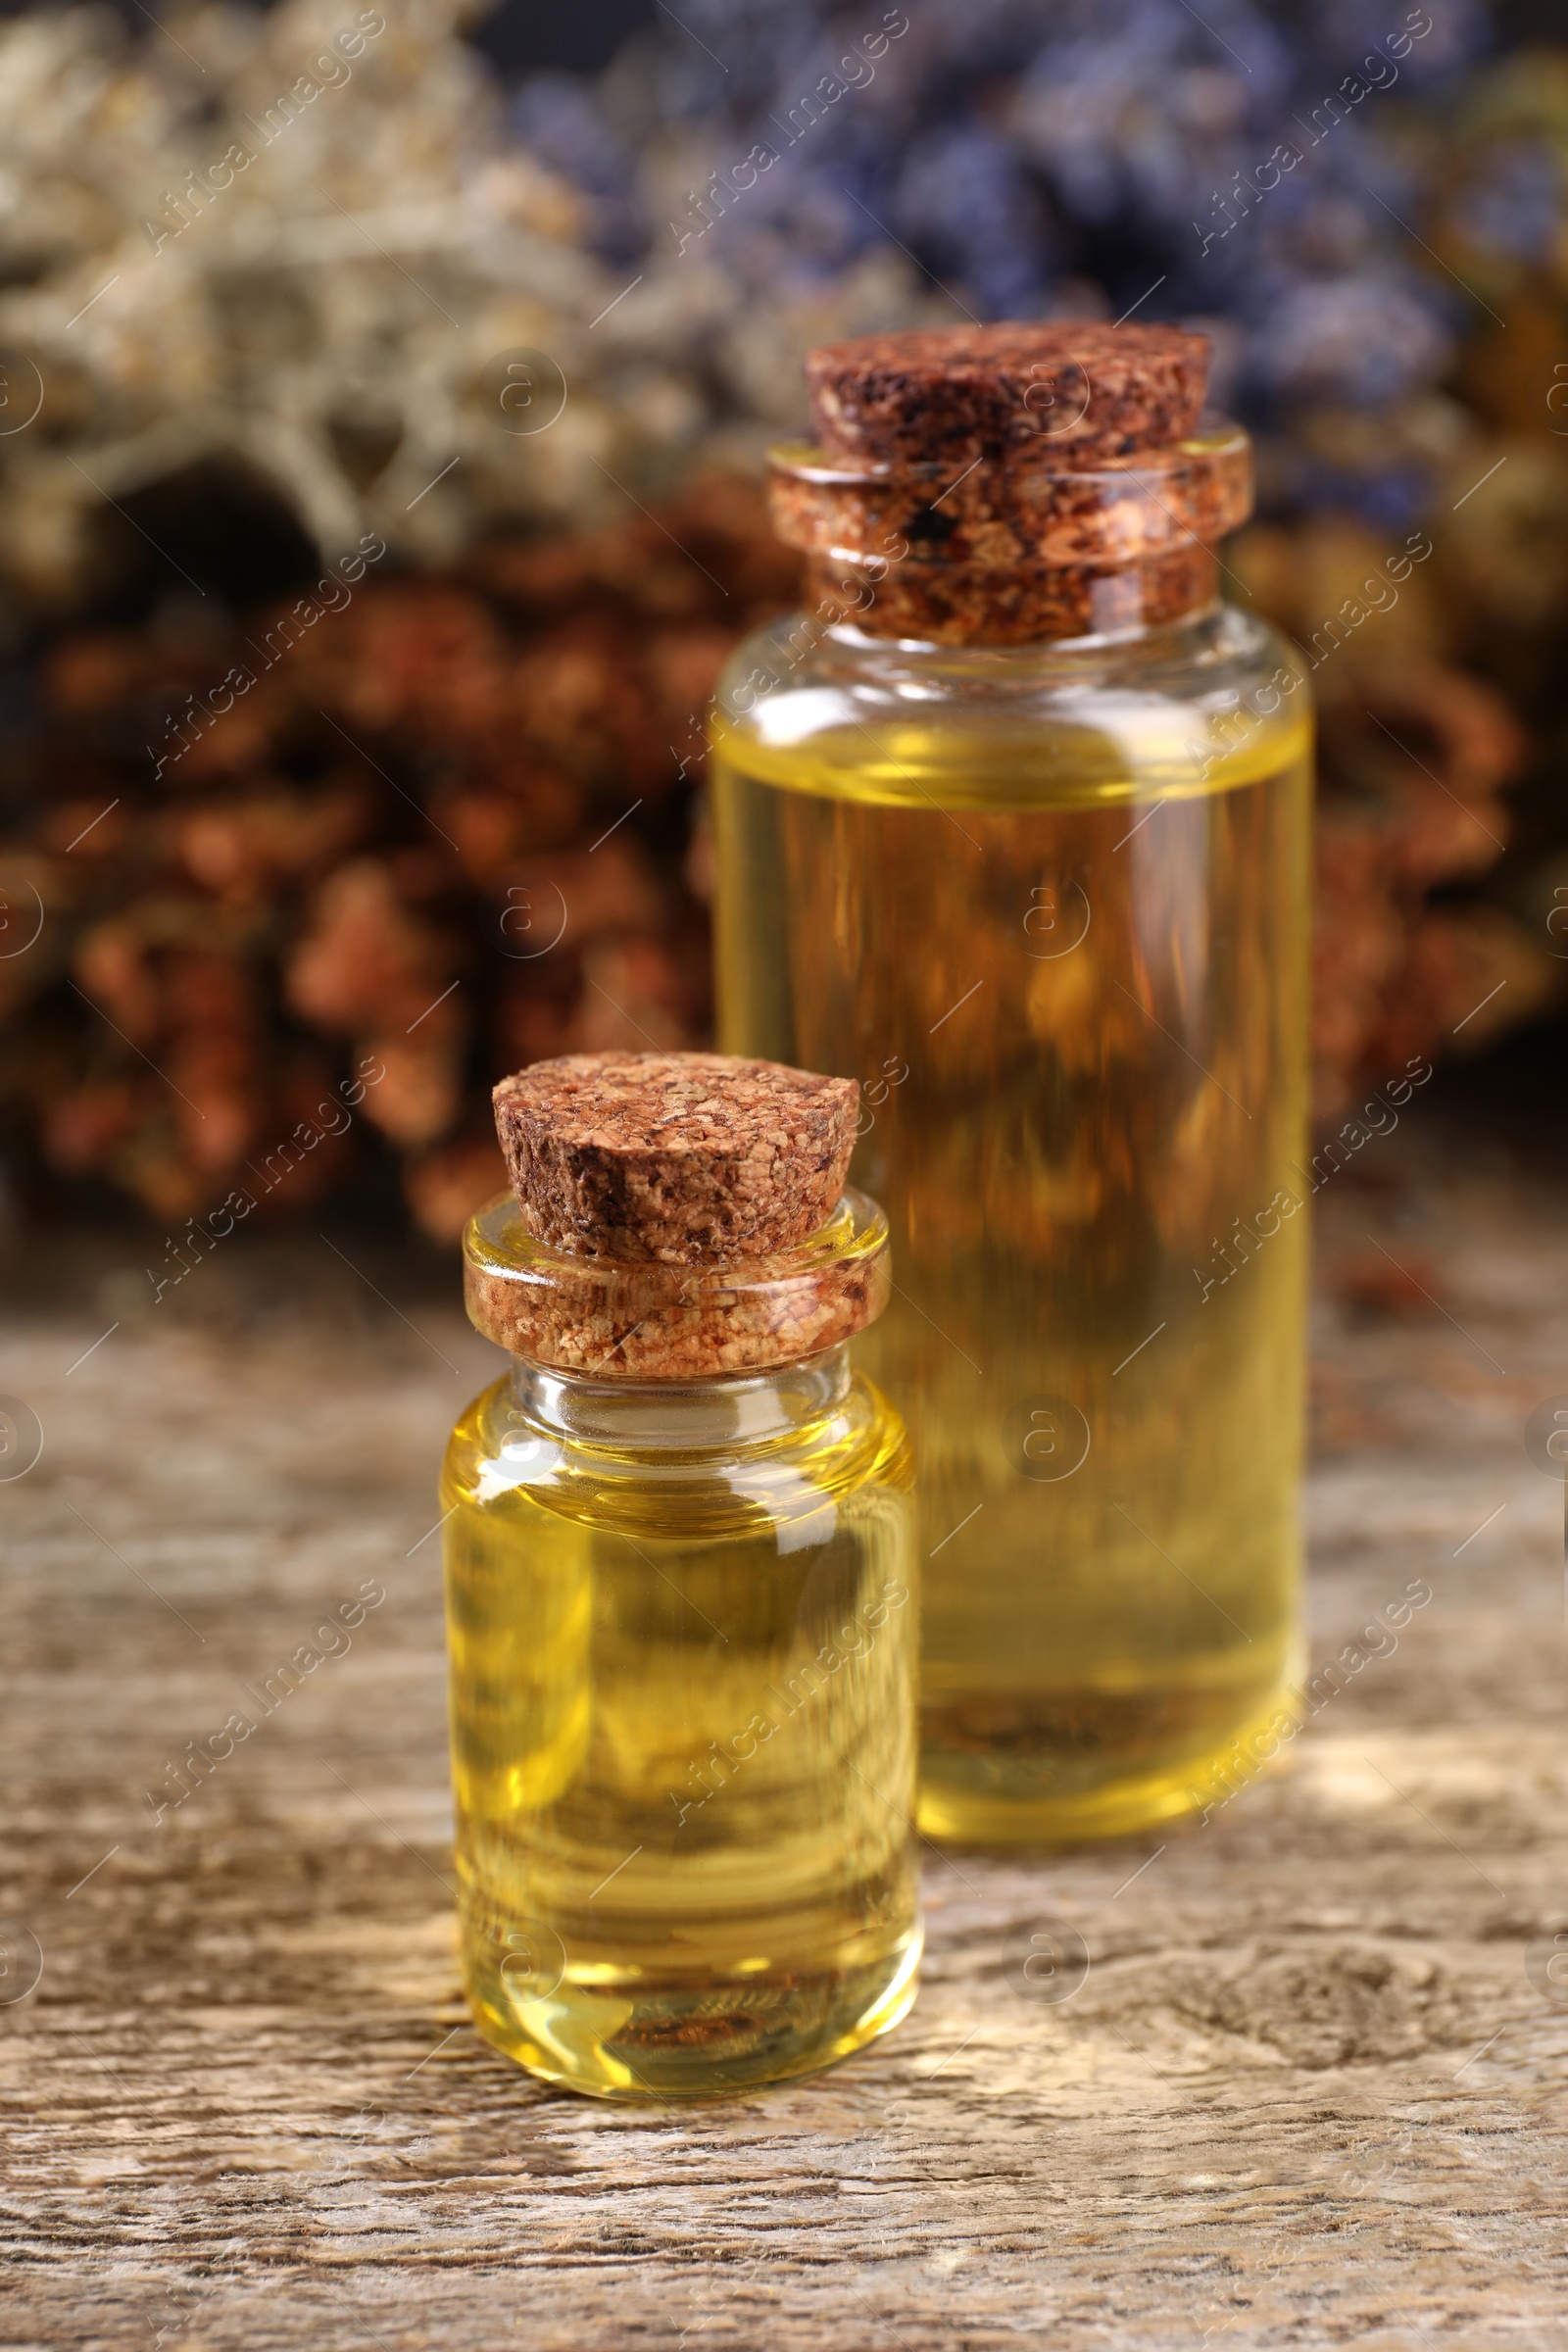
[3,1123,1566,2350]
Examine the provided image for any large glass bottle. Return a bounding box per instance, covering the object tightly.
[710,325,1311,1844]
[443,1093,919,2099]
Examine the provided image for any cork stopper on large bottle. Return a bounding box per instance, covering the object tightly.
[805,321,1211,468]
[466,1052,888,1378]
[769,320,1252,645]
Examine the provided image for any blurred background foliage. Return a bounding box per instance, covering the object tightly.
[0,0,1564,1243]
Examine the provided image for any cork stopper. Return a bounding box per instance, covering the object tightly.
[491,1051,858,1266]
[773,322,1251,647]
[805,322,1211,468]
[474,1054,881,1378]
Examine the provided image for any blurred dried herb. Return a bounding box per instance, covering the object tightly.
[0,475,794,1237]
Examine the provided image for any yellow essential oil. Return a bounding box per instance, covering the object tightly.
[713,600,1311,1844]
[443,1174,920,2099]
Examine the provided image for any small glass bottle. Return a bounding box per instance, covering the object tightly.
[710,324,1311,1844]
[442,1051,920,2099]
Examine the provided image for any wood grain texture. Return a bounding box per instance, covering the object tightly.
[2,1125,1566,2351]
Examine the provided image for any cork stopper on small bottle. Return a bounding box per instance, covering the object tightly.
[467,1052,887,1378]
[493,1051,858,1264]
[769,320,1252,646]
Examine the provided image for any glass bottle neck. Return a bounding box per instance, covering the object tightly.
[772,416,1250,649]
[806,549,1220,648]
[506,1346,852,1452]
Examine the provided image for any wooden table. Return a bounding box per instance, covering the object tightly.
[4,1118,1565,2349]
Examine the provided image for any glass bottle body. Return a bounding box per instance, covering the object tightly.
[711,602,1311,1842]
[442,1344,920,2099]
